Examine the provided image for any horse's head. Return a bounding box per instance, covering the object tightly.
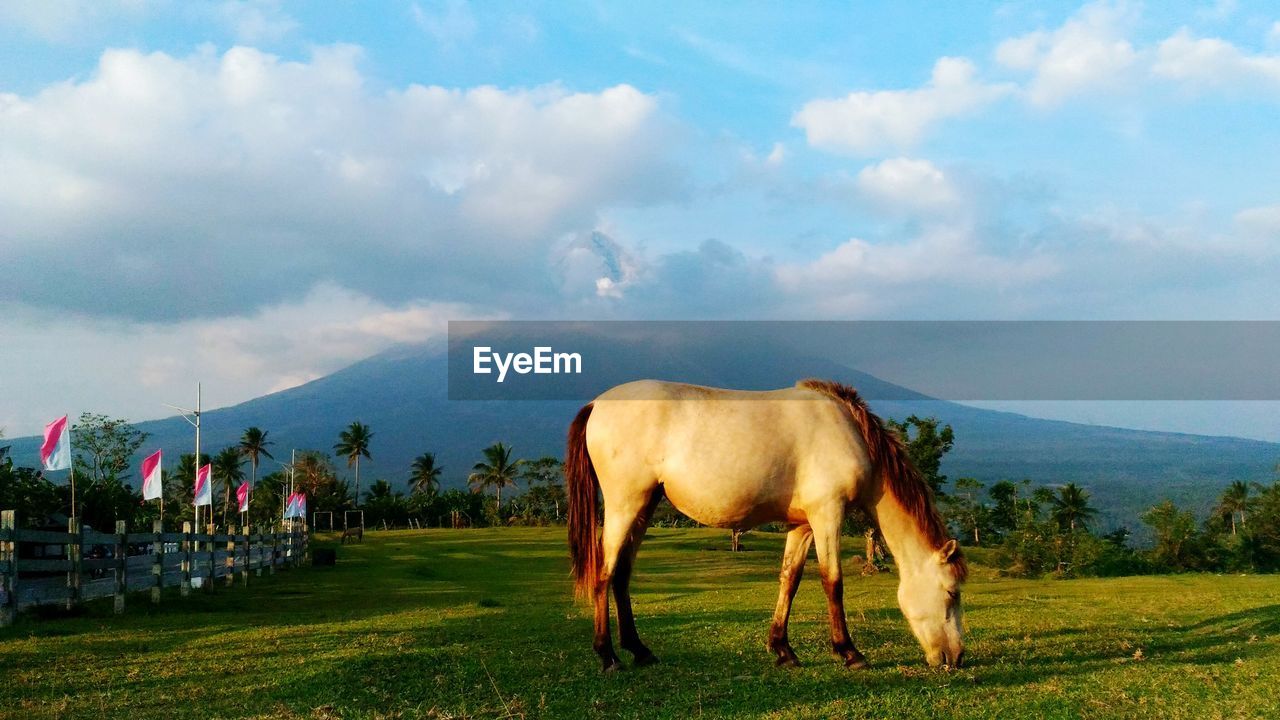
[898,538,966,668]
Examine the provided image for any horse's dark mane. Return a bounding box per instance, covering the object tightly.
[799,378,967,582]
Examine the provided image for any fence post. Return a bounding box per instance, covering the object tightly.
[151,519,162,604]
[181,521,192,597]
[240,524,250,586]
[270,527,278,575]
[225,525,236,587]
[66,516,81,612]
[1,510,16,627]
[113,520,126,614]
[206,523,215,591]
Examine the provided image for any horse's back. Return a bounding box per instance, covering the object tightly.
[587,380,870,527]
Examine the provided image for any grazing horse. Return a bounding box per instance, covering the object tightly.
[566,379,967,672]
[341,526,363,544]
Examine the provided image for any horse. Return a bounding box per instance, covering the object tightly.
[566,378,967,673]
[341,526,363,544]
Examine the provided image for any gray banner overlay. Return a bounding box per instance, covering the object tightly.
[447,321,1280,401]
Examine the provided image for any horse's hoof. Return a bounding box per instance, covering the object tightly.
[602,660,623,674]
[633,652,660,667]
[844,656,870,670]
[775,655,801,668]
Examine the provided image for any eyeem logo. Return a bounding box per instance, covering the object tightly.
[472,346,583,383]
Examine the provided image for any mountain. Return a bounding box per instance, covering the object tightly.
[7,334,1279,531]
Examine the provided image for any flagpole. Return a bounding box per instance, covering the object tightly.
[68,426,77,526]
[289,449,296,532]
[195,383,201,532]
[163,384,203,552]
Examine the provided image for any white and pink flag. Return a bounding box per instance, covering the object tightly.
[237,482,250,514]
[284,492,300,519]
[194,463,212,507]
[141,450,163,500]
[40,415,71,471]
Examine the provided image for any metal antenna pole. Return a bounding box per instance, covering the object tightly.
[162,383,204,546]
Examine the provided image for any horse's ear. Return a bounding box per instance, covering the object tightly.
[938,539,960,564]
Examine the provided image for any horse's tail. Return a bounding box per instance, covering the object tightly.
[566,402,600,599]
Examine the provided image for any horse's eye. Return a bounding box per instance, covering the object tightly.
[946,589,960,604]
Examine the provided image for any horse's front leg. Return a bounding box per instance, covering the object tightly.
[812,510,869,669]
[768,525,813,666]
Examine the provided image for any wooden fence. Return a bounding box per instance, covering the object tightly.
[0,510,309,626]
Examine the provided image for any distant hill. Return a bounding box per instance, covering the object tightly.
[7,334,1278,531]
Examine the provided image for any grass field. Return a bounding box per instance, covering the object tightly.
[2,527,1278,719]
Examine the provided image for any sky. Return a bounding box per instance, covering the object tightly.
[2,0,1280,439]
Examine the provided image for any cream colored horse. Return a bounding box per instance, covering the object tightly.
[567,379,967,672]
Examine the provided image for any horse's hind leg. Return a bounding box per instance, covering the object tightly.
[768,524,813,667]
[811,509,870,669]
[613,489,663,666]
[594,486,660,672]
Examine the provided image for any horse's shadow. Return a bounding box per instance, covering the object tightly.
[960,602,1280,688]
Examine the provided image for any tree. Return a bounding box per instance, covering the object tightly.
[950,477,986,544]
[1246,481,1280,571]
[294,451,335,496]
[468,442,523,509]
[238,426,274,490]
[363,479,408,528]
[885,415,954,495]
[519,457,565,521]
[1215,480,1251,535]
[410,453,443,496]
[334,421,374,508]
[986,480,1020,537]
[289,451,353,519]
[71,413,149,488]
[1050,483,1097,531]
[1142,500,1200,571]
[166,453,212,529]
[0,458,64,528]
[213,446,246,527]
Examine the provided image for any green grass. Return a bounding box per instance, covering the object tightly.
[2,527,1279,719]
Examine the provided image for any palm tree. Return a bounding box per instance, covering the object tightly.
[365,479,395,502]
[212,446,246,527]
[334,421,374,508]
[410,453,443,496]
[1217,480,1250,535]
[1050,482,1097,531]
[468,442,522,509]
[238,427,274,490]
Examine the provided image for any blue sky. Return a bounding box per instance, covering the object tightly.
[2,1,1280,438]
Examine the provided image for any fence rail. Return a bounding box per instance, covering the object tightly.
[0,510,309,626]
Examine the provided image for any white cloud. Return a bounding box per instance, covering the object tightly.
[765,142,786,167]
[411,0,477,46]
[1153,29,1280,91]
[994,0,1139,107]
[0,0,154,41]
[1196,0,1238,23]
[791,57,1012,155]
[1235,204,1280,240]
[0,285,483,435]
[776,226,1057,297]
[0,45,677,320]
[855,158,960,216]
[214,1,297,43]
